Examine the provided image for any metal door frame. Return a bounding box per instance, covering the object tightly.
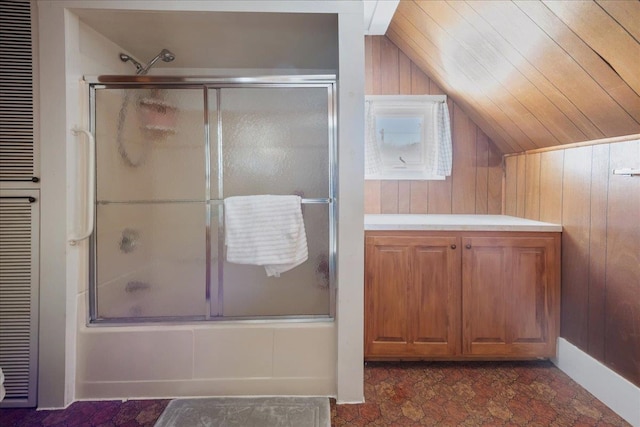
[86,75,336,324]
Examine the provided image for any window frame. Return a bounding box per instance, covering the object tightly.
[365,94,447,181]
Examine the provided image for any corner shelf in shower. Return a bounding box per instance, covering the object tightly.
[141,125,177,137]
[138,97,177,138]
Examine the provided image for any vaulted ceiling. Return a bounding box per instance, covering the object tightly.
[386,0,640,154]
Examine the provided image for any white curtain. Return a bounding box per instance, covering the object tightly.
[364,100,382,175]
[434,101,452,176]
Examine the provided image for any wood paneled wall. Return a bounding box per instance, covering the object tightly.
[387,1,640,153]
[504,137,640,386]
[365,36,503,215]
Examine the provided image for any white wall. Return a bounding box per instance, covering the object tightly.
[37,0,364,408]
[37,1,72,408]
[336,10,365,404]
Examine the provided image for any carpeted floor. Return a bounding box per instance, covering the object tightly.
[0,398,170,427]
[332,360,631,426]
[0,360,631,426]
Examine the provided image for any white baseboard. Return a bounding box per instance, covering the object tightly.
[552,338,640,427]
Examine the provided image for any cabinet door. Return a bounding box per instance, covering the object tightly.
[365,234,460,358]
[409,237,460,356]
[462,235,560,357]
[365,235,412,357]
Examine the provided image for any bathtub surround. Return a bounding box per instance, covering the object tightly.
[75,295,336,399]
[154,397,330,427]
[37,0,365,407]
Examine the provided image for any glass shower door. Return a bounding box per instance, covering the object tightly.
[214,86,333,317]
[90,79,336,323]
[93,87,208,320]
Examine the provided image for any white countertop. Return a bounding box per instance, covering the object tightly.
[364,214,562,232]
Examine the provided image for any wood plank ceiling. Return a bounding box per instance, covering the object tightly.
[386,0,640,154]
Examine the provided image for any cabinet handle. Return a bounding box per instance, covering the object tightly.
[465,244,472,249]
[450,244,456,249]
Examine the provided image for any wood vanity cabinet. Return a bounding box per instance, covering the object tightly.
[364,231,561,360]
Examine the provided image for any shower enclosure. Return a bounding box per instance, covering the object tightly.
[87,76,336,323]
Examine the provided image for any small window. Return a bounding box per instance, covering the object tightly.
[365,95,451,180]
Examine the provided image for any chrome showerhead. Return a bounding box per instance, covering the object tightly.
[119,48,176,75]
[140,48,176,74]
[119,53,143,73]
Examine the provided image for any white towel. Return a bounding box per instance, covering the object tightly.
[224,195,308,277]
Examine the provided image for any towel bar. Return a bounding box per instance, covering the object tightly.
[301,198,332,204]
[97,198,333,205]
[612,168,640,176]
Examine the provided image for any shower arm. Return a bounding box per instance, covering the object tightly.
[139,55,163,75]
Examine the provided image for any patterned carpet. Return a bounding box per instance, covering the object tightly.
[0,399,170,427]
[0,361,631,426]
[331,361,631,426]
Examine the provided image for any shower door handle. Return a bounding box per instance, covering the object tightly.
[69,127,96,245]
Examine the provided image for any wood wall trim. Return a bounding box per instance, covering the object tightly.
[504,133,640,156]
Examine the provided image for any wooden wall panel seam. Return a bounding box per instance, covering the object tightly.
[446,0,595,142]
[542,0,640,96]
[586,143,610,360]
[603,140,640,385]
[419,0,568,146]
[396,2,540,150]
[513,0,640,131]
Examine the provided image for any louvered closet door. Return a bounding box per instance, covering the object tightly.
[0,0,39,409]
[0,190,39,407]
[0,0,37,183]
